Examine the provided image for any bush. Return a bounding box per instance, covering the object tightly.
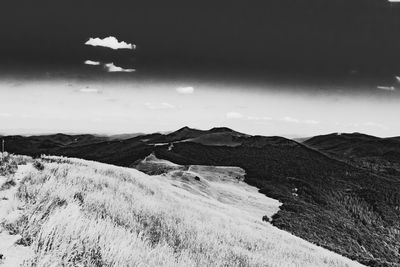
[0,178,16,191]
[262,215,270,222]
[0,153,18,176]
[33,160,44,171]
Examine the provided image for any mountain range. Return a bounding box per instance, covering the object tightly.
[2,127,400,266]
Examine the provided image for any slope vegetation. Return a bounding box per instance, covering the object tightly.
[304,133,400,177]
[0,156,363,266]
[154,141,400,266]
[134,154,281,219]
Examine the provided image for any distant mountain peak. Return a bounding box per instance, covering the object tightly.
[170,126,203,135]
[175,126,196,132]
[209,127,235,133]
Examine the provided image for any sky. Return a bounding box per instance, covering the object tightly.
[0,0,400,137]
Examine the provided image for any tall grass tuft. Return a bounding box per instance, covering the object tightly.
[0,153,31,177]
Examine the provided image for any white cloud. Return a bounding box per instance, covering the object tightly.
[0,113,11,117]
[396,76,400,82]
[283,116,299,123]
[226,112,244,119]
[176,86,194,94]
[283,116,319,124]
[225,112,319,125]
[247,116,272,121]
[79,88,101,94]
[84,60,101,66]
[84,60,136,73]
[145,102,175,110]
[377,86,395,91]
[85,36,136,50]
[105,63,135,73]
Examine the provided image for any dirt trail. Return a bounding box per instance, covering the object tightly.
[0,164,34,266]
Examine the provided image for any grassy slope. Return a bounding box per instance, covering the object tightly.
[154,142,400,266]
[134,154,282,220]
[9,156,362,267]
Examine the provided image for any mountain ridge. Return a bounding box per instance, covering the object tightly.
[1,128,400,265]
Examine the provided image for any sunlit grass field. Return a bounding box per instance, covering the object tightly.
[3,155,363,266]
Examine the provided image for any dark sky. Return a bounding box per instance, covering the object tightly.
[1,0,400,137]
[1,0,400,76]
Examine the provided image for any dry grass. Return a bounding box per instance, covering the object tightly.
[0,153,31,190]
[0,153,31,177]
[11,156,362,267]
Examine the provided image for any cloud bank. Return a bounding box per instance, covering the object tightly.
[145,102,175,110]
[283,116,319,124]
[226,112,244,119]
[226,112,319,125]
[377,86,395,91]
[0,113,12,117]
[176,86,194,94]
[79,88,101,94]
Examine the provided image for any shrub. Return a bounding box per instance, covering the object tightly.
[0,153,18,176]
[0,178,16,190]
[262,215,270,222]
[33,160,44,171]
